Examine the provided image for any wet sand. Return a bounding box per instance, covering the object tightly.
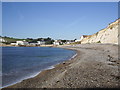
[4,44,120,88]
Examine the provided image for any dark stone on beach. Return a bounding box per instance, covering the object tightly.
[110,60,116,62]
[63,62,66,64]
[43,87,47,89]
[108,63,115,66]
[111,75,120,81]
[107,55,113,61]
[67,83,72,87]
[115,76,120,80]
[56,80,60,83]
[117,62,120,64]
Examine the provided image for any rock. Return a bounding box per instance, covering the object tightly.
[56,80,60,83]
[63,62,66,64]
[107,55,113,61]
[81,19,119,44]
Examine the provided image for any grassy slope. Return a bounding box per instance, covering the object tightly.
[3,37,25,43]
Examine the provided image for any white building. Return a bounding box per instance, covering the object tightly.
[66,42,71,44]
[0,38,7,42]
[75,39,81,42]
[11,43,16,45]
[37,41,45,45]
[66,40,74,44]
[75,35,89,42]
[16,40,29,45]
[80,35,89,40]
[53,40,62,45]
[29,43,38,46]
[53,42,60,45]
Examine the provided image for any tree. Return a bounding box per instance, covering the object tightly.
[26,38,33,40]
[61,40,66,43]
[37,38,43,41]
[74,39,77,41]
[44,37,52,41]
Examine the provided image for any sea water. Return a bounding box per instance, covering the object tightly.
[2,47,76,88]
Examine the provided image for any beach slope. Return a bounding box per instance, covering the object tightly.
[6,44,119,88]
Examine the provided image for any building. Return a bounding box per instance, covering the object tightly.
[75,35,90,43]
[65,40,74,44]
[75,35,90,42]
[53,40,63,45]
[75,39,81,42]
[0,38,7,42]
[53,42,60,45]
[37,41,45,45]
[80,35,90,40]
[11,43,16,45]
[29,43,38,46]
[16,40,29,45]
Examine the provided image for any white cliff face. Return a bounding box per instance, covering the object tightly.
[81,19,119,44]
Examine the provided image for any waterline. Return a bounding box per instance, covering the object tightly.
[2,47,76,88]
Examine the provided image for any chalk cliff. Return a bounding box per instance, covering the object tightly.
[81,19,119,44]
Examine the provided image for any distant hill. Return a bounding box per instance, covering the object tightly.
[1,36,54,44]
[1,36,25,44]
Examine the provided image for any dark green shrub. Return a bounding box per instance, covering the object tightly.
[97,41,101,43]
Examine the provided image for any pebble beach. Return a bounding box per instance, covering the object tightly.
[5,44,120,88]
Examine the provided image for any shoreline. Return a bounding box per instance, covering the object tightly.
[2,47,78,88]
[2,66,54,88]
[4,44,120,88]
[0,44,59,47]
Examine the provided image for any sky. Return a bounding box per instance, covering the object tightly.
[2,0,120,2]
[2,2,118,40]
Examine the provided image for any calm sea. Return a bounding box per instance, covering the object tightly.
[2,47,76,88]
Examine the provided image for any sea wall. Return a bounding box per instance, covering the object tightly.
[81,19,119,44]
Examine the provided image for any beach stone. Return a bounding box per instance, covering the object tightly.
[6,44,119,88]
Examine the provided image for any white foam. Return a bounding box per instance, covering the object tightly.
[69,53,77,60]
[1,65,55,88]
[1,52,76,88]
[46,66,55,70]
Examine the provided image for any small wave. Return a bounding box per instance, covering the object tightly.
[1,65,55,88]
[45,66,55,70]
[69,53,77,60]
[1,48,76,88]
